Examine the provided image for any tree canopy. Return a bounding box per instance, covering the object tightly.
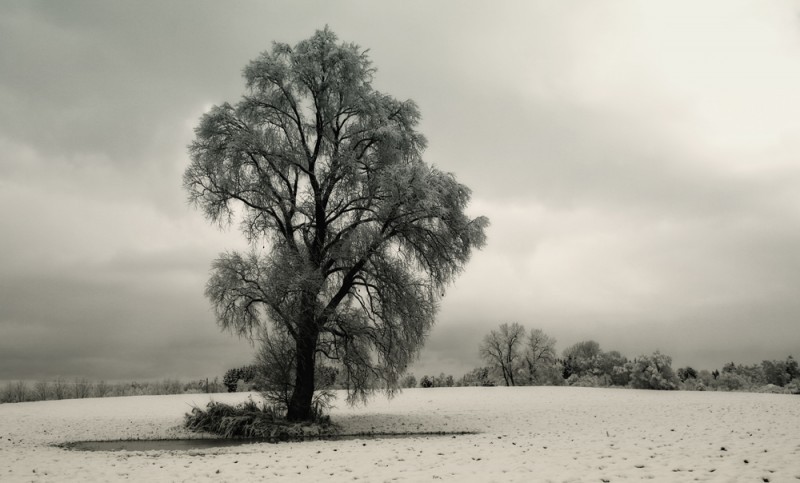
[184,27,488,420]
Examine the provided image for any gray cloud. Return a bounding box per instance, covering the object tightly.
[2,1,799,383]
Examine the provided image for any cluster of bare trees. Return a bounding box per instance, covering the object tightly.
[479,323,559,386]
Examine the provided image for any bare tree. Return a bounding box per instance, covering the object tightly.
[94,380,111,398]
[480,323,525,386]
[524,328,557,384]
[73,378,92,399]
[52,376,68,400]
[34,381,51,401]
[184,27,488,420]
[8,381,29,403]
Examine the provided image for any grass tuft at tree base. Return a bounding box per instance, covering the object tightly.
[183,398,337,442]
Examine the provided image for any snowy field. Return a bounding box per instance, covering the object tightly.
[1,387,799,482]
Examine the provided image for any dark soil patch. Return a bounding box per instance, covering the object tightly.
[59,431,479,452]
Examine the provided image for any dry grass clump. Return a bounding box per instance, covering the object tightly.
[183,398,336,442]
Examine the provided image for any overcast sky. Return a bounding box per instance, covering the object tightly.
[2,1,800,383]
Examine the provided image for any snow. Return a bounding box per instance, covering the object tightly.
[1,387,799,482]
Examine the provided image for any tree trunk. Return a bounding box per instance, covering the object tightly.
[286,327,318,422]
[526,357,535,385]
[507,360,516,386]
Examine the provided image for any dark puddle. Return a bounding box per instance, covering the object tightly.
[60,432,478,452]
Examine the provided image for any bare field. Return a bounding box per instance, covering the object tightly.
[1,387,799,482]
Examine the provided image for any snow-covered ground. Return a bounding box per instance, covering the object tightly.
[1,387,798,482]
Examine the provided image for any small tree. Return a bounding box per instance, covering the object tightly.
[480,323,525,386]
[185,27,488,421]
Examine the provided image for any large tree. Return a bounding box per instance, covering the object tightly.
[184,28,488,421]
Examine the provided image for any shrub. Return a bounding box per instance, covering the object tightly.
[627,351,678,390]
[678,378,705,391]
[185,377,224,394]
[597,351,630,387]
[419,375,434,388]
[184,398,335,441]
[762,357,798,387]
[540,365,566,386]
[757,384,788,394]
[433,373,455,387]
[707,363,763,391]
[224,366,259,393]
[567,374,607,387]
[400,374,417,388]
[711,372,751,391]
[696,370,714,387]
[459,367,493,387]
[608,364,631,387]
[677,367,698,382]
[157,378,184,395]
[561,340,603,378]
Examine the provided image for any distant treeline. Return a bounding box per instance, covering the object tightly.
[408,323,800,394]
[3,325,798,405]
[0,377,226,404]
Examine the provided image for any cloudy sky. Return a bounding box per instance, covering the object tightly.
[2,1,800,383]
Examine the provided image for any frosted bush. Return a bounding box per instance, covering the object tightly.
[626,351,679,390]
[712,372,751,391]
[567,374,608,387]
